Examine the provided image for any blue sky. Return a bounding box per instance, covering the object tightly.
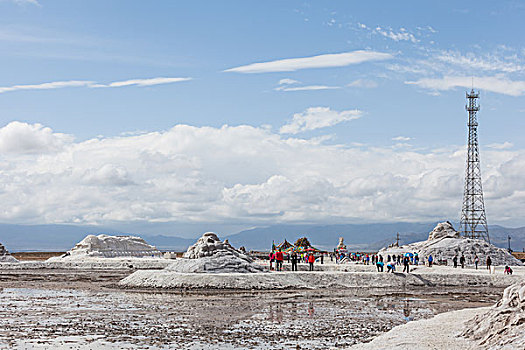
[1,0,524,145]
[0,0,524,234]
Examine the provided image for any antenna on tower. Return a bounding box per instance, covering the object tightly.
[460,90,490,243]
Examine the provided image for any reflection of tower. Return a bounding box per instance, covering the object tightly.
[460,90,490,243]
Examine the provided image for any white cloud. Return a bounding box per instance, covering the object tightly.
[0,80,94,94]
[487,142,513,150]
[275,85,340,92]
[0,121,73,154]
[375,26,419,43]
[347,79,378,88]
[392,142,413,149]
[278,78,300,85]
[94,77,192,88]
[224,50,393,73]
[0,121,523,226]
[436,50,524,73]
[392,136,411,141]
[0,77,192,94]
[279,107,362,134]
[405,76,525,96]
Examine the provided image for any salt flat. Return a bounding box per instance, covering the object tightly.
[119,262,525,290]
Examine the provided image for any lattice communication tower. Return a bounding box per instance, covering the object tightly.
[460,89,490,242]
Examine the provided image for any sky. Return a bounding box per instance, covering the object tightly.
[0,0,524,236]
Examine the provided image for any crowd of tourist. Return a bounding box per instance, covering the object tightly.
[266,248,499,274]
[267,249,322,271]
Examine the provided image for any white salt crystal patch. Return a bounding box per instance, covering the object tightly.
[462,280,525,349]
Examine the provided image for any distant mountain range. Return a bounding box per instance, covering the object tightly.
[225,223,525,252]
[0,222,523,253]
[0,223,194,252]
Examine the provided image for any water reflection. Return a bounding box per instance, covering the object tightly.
[403,298,414,322]
[267,304,284,323]
[308,302,315,316]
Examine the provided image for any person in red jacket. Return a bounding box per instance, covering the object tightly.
[275,249,284,271]
[308,252,315,271]
[268,251,275,270]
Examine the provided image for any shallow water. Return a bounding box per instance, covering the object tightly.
[0,286,499,349]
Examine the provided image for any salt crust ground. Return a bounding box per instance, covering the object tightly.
[348,279,525,350]
[119,264,525,290]
[347,307,488,350]
[0,257,172,270]
[462,280,525,349]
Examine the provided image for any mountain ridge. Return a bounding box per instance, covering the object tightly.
[0,222,523,252]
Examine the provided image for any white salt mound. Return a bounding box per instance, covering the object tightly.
[167,232,264,273]
[427,221,460,240]
[50,234,162,260]
[379,221,522,266]
[0,242,18,263]
[462,280,525,349]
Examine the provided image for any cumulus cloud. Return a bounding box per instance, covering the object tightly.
[0,77,191,94]
[405,75,525,96]
[0,121,73,154]
[279,107,362,134]
[0,121,523,226]
[224,50,393,73]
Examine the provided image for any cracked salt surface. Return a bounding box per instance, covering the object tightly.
[0,287,498,349]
